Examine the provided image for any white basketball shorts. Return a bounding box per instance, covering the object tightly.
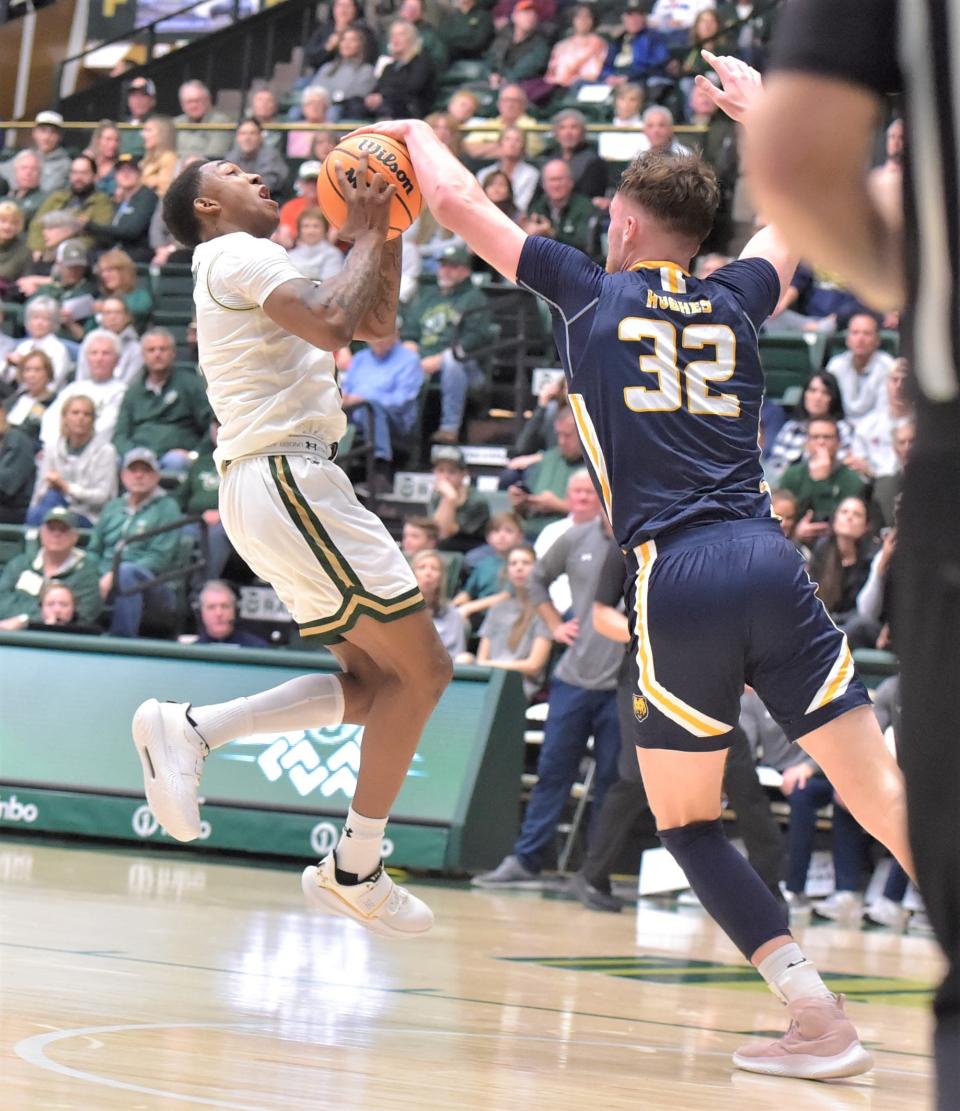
[219,449,423,642]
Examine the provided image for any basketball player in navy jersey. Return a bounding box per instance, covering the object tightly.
[355,54,915,1080]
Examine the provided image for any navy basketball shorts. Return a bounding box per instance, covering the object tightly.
[623,517,871,752]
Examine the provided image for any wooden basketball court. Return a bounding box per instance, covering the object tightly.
[1,839,938,1110]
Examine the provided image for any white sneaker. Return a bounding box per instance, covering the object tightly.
[132,699,208,842]
[301,854,434,939]
[863,895,909,931]
[812,891,863,926]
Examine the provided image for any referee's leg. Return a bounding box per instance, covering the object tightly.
[896,447,960,1111]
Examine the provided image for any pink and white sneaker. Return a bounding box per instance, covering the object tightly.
[733,994,873,1079]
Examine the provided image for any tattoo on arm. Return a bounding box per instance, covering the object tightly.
[305,235,384,339]
[364,238,402,331]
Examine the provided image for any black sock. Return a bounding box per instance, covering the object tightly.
[333,856,382,886]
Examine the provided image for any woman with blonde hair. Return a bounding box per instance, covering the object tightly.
[411,549,469,660]
[140,115,178,196]
[0,201,30,298]
[3,349,56,446]
[84,120,122,192]
[94,248,153,330]
[424,112,463,158]
[27,392,118,526]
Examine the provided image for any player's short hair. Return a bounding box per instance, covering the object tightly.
[163,160,209,249]
[617,151,719,246]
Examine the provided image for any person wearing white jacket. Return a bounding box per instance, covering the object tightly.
[41,330,128,449]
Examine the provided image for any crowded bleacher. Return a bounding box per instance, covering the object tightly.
[0,0,927,929]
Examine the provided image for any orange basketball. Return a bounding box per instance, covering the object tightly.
[316,134,422,241]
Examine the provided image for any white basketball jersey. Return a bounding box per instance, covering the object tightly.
[192,232,346,472]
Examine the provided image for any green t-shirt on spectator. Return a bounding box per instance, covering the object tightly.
[778,461,865,522]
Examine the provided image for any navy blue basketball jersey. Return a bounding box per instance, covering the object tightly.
[516,237,781,550]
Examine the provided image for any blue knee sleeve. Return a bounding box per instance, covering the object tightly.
[659,818,790,960]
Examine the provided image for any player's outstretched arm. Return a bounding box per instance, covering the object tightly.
[263,155,394,350]
[348,119,528,285]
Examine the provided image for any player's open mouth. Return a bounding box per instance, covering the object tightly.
[259,186,276,205]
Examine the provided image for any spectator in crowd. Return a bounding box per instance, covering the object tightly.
[441,0,495,64]
[247,88,282,149]
[411,549,468,659]
[528,4,608,107]
[140,116,180,197]
[648,0,717,34]
[28,393,117,527]
[5,151,47,226]
[766,370,853,482]
[639,105,692,156]
[42,330,129,448]
[112,327,211,470]
[427,445,491,553]
[309,29,377,123]
[514,373,566,456]
[27,156,115,255]
[452,511,526,613]
[469,543,553,694]
[473,513,624,886]
[447,88,482,126]
[769,262,868,335]
[522,160,597,254]
[224,119,289,197]
[31,239,98,339]
[365,20,437,120]
[1,111,71,194]
[121,76,157,155]
[868,117,904,207]
[84,121,122,193]
[533,468,601,614]
[542,109,608,201]
[716,0,774,66]
[0,202,31,299]
[492,0,556,32]
[425,112,463,160]
[303,0,378,71]
[601,1,670,88]
[6,296,73,390]
[0,506,101,626]
[0,408,37,523]
[687,77,737,251]
[75,297,143,384]
[84,154,157,262]
[179,420,233,582]
[871,418,914,531]
[400,244,495,443]
[500,404,584,536]
[3,349,56,445]
[275,161,324,248]
[463,84,546,160]
[401,515,440,557]
[849,522,898,651]
[286,207,343,281]
[309,130,338,166]
[808,496,876,627]
[847,358,912,480]
[825,313,896,429]
[88,447,183,638]
[194,580,267,647]
[90,248,153,332]
[21,581,101,633]
[286,89,332,158]
[771,487,799,542]
[598,83,647,161]
[779,417,866,534]
[397,0,447,74]
[340,331,423,487]
[487,1,552,93]
[175,81,232,160]
[676,8,730,87]
[476,127,540,215]
[480,171,521,225]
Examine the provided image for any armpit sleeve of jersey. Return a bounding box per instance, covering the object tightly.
[206,237,305,311]
[770,0,900,96]
[705,257,781,331]
[516,235,605,373]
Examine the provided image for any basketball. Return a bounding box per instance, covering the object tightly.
[316,134,422,241]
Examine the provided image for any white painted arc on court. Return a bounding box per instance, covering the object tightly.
[14,1022,270,1111]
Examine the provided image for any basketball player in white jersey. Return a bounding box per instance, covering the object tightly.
[132,155,452,938]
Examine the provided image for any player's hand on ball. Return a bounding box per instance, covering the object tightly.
[335,153,396,244]
[697,50,763,123]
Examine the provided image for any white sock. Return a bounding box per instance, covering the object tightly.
[190,674,345,750]
[757,941,834,1005]
[335,806,387,879]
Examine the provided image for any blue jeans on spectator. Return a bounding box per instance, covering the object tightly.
[25,489,93,528]
[786,772,869,894]
[159,450,193,474]
[183,519,232,582]
[110,562,176,637]
[514,678,621,873]
[437,350,485,436]
[348,401,411,463]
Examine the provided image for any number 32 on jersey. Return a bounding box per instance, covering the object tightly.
[619,319,740,417]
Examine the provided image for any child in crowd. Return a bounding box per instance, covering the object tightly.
[452,511,525,621]
[428,445,490,553]
[411,549,468,661]
[401,515,440,558]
